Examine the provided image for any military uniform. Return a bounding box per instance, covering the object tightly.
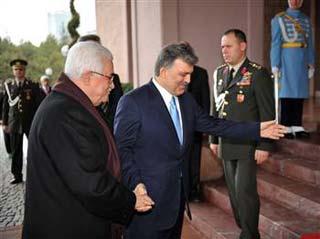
[2,60,41,183]
[209,58,275,239]
[270,8,315,137]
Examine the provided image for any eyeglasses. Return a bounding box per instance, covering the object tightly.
[90,71,114,81]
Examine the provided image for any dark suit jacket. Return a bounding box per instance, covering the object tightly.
[22,92,136,239]
[114,81,260,235]
[99,73,123,130]
[2,78,41,135]
[188,65,210,142]
[209,58,275,160]
[188,65,210,114]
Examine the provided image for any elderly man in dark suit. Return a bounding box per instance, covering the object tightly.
[210,29,275,239]
[2,59,41,184]
[114,42,285,239]
[22,41,154,239]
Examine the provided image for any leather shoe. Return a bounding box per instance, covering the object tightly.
[295,131,310,139]
[284,133,295,139]
[10,178,23,184]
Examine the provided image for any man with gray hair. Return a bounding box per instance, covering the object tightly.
[114,42,286,239]
[22,41,154,239]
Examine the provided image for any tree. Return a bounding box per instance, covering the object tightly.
[0,36,65,86]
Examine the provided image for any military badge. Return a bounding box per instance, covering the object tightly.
[218,79,223,85]
[25,90,32,100]
[238,67,252,86]
[237,94,245,103]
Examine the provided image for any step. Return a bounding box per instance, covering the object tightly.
[187,202,272,239]
[261,153,320,187]
[277,134,320,160]
[257,169,320,219]
[181,219,204,239]
[203,180,320,239]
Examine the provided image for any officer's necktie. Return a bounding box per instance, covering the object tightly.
[227,68,235,86]
[169,97,183,145]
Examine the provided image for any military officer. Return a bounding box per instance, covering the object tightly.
[0,84,12,156]
[2,59,41,184]
[209,29,275,239]
[270,0,315,139]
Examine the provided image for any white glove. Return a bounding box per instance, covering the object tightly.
[308,67,315,79]
[272,67,280,79]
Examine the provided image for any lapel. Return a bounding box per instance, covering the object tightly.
[226,58,250,90]
[222,67,229,91]
[149,81,186,149]
[148,82,183,146]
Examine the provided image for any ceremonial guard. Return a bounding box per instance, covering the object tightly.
[270,0,315,138]
[2,59,41,184]
[209,29,275,239]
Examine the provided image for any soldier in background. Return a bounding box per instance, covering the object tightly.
[270,0,315,139]
[2,59,41,184]
[209,29,275,239]
[0,81,12,156]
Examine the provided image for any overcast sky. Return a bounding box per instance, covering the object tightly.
[0,0,96,46]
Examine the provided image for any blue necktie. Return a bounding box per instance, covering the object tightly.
[169,97,183,145]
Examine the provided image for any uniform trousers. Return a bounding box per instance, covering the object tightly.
[3,130,11,154]
[223,158,260,239]
[280,98,304,127]
[10,131,28,180]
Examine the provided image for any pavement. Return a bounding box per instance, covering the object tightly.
[0,133,26,230]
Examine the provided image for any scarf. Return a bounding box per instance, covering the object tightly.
[53,73,121,180]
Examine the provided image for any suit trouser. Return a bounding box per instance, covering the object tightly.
[3,130,11,154]
[10,132,26,179]
[280,98,304,127]
[223,159,260,239]
[189,134,202,197]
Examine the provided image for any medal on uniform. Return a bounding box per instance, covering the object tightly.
[26,91,31,100]
[237,94,244,103]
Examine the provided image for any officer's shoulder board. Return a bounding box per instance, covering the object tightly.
[249,62,262,70]
[216,63,227,71]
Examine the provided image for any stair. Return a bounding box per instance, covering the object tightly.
[186,135,320,239]
[186,203,272,239]
[203,179,320,239]
[261,153,320,187]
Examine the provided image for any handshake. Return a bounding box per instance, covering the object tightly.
[133,183,155,212]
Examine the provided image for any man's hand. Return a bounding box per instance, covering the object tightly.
[209,144,218,157]
[308,64,315,79]
[255,150,269,164]
[260,120,286,139]
[134,183,154,212]
[134,183,147,196]
[134,193,154,212]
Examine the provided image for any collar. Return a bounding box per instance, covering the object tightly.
[228,57,247,77]
[15,78,25,85]
[152,77,177,109]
